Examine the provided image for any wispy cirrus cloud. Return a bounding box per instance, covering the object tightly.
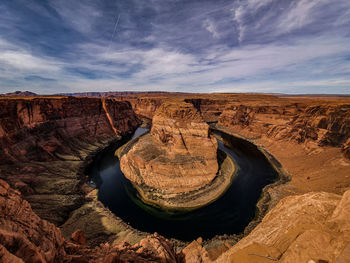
[0,0,349,94]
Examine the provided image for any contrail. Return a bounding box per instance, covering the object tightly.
[107,13,120,52]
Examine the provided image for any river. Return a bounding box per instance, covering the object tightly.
[88,127,278,241]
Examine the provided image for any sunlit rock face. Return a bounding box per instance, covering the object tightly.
[150,102,218,161]
[120,101,218,195]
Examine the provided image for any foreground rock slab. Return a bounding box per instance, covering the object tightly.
[0,179,178,263]
[180,189,350,263]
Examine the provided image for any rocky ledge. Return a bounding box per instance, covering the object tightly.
[0,179,178,263]
[120,102,234,210]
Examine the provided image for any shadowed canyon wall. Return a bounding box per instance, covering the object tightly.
[0,97,140,224]
[218,103,350,153]
[122,94,350,194]
[0,94,349,262]
[0,179,177,263]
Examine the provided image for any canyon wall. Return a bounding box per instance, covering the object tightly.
[0,97,140,224]
[182,186,350,263]
[122,94,350,194]
[216,99,350,195]
[1,94,349,262]
[218,102,350,152]
[0,97,139,164]
[0,179,177,263]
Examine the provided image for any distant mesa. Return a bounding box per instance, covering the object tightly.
[120,101,235,210]
[2,90,37,97]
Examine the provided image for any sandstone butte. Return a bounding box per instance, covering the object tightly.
[0,94,350,262]
[120,101,232,210]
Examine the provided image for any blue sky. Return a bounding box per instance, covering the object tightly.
[0,0,349,94]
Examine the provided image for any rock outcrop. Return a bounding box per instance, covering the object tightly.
[130,97,166,119]
[2,90,37,97]
[215,189,350,263]
[150,102,218,162]
[1,93,350,262]
[218,103,350,156]
[0,179,177,263]
[120,102,221,209]
[0,97,139,164]
[0,97,140,224]
[0,179,67,262]
[177,188,350,263]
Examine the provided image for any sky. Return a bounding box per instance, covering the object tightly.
[0,0,350,94]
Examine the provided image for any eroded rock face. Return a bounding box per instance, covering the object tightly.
[151,102,217,160]
[0,97,140,224]
[218,103,350,157]
[121,102,218,196]
[214,189,350,263]
[178,189,350,263]
[0,179,66,262]
[0,97,140,164]
[0,179,178,263]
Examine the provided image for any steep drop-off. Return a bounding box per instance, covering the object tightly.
[217,100,350,195]
[1,94,349,262]
[0,179,177,263]
[120,102,228,209]
[218,103,350,150]
[120,94,350,194]
[0,97,140,224]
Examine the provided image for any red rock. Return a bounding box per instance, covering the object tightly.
[0,97,141,224]
[71,230,86,246]
[0,97,140,164]
[0,179,178,262]
[0,179,66,262]
[121,102,218,198]
[218,103,350,157]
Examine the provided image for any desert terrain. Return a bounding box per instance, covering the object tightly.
[0,93,349,262]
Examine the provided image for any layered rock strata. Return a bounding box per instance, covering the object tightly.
[0,97,140,224]
[218,101,350,195]
[218,103,350,150]
[0,179,177,263]
[180,188,350,263]
[120,102,228,209]
[1,94,350,262]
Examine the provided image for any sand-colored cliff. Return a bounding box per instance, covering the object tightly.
[120,102,230,209]
[1,94,349,262]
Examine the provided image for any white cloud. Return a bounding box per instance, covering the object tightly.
[48,1,102,34]
[0,38,63,74]
[56,33,350,94]
[277,0,325,33]
[96,47,206,78]
[0,51,61,71]
[203,19,220,39]
[232,5,245,42]
[231,0,274,42]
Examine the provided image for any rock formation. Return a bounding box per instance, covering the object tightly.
[2,90,37,97]
[0,96,140,224]
[0,179,177,263]
[217,100,350,195]
[213,189,350,263]
[0,94,350,262]
[120,102,221,208]
[218,103,350,150]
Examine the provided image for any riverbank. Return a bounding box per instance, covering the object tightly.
[87,126,285,247]
[132,148,236,211]
[210,125,293,238]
